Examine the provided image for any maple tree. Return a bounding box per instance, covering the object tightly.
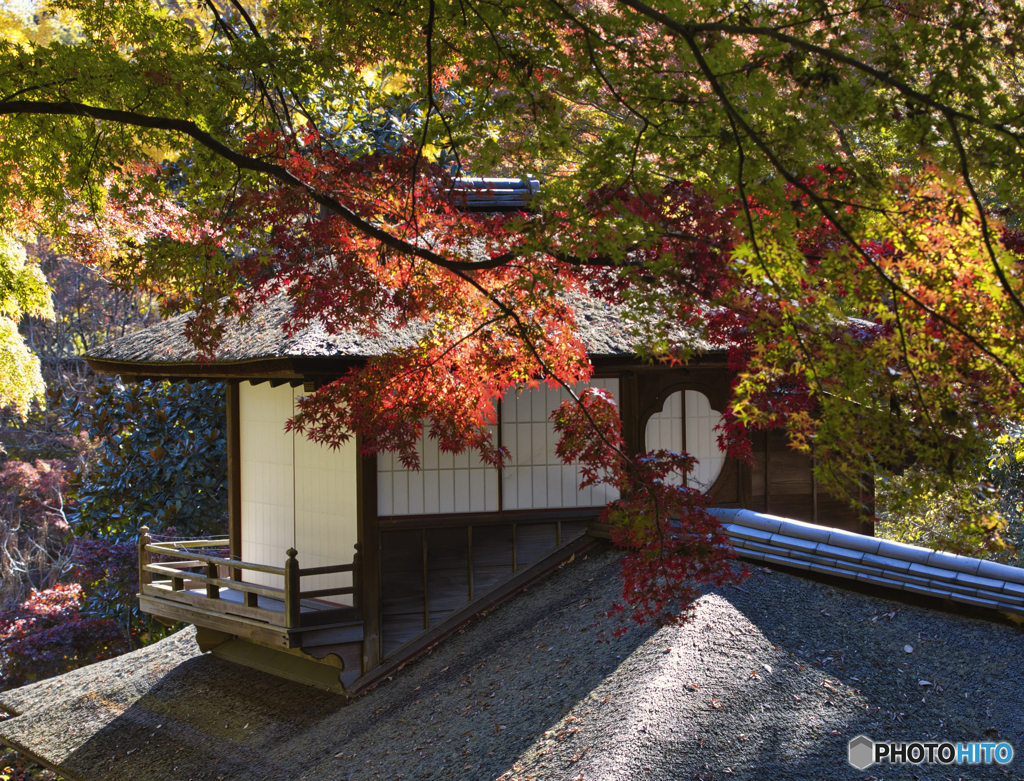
[0,233,53,417]
[2,0,1024,621]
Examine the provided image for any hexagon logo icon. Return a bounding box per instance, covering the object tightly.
[848,735,875,770]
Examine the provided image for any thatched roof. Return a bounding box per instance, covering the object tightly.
[85,289,707,379]
[3,544,1022,781]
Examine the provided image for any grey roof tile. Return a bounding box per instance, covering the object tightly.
[875,540,932,565]
[721,508,1024,610]
[814,543,865,564]
[925,550,982,576]
[856,572,906,590]
[977,558,1024,586]
[955,571,1001,590]
[825,531,882,555]
[761,552,810,570]
[950,592,1004,609]
[722,524,774,544]
[808,562,857,580]
[774,522,833,544]
[908,562,961,585]
[902,582,953,599]
[735,539,786,557]
[1001,581,1024,599]
[862,553,911,572]
[768,534,820,556]
[730,510,784,534]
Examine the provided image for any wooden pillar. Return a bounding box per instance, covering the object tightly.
[619,371,640,458]
[226,381,242,581]
[812,453,819,524]
[352,543,363,610]
[284,548,300,628]
[138,526,152,591]
[358,451,382,672]
[206,562,221,600]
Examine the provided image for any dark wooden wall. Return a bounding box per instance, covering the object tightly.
[630,363,872,534]
[750,431,872,534]
[378,514,591,657]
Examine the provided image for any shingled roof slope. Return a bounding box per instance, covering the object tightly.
[85,291,697,369]
[3,544,1022,781]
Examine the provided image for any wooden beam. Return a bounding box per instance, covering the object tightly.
[284,549,300,628]
[227,382,242,580]
[620,370,640,457]
[358,450,382,672]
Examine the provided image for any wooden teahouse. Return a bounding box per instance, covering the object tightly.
[85,182,871,694]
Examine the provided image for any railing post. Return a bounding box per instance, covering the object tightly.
[352,543,362,611]
[284,548,300,628]
[138,526,152,592]
[206,561,220,599]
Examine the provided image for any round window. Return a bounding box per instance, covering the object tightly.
[643,389,725,492]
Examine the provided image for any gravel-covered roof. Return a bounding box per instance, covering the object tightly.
[85,291,697,373]
[3,544,1022,781]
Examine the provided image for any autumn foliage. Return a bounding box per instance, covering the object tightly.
[0,582,127,690]
[3,0,1024,627]
[553,387,746,628]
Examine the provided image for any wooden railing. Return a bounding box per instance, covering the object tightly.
[138,526,361,629]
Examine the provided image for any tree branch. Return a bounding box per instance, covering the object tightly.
[616,0,1024,145]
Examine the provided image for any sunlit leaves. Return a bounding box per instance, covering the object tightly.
[0,233,53,416]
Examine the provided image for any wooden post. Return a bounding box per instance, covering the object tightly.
[284,548,300,629]
[138,526,152,591]
[811,453,818,524]
[422,529,429,630]
[227,382,242,581]
[206,562,220,599]
[358,451,382,673]
[352,543,362,611]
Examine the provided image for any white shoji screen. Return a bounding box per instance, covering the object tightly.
[643,389,725,492]
[239,383,359,600]
[377,379,622,515]
[500,379,621,510]
[376,428,500,516]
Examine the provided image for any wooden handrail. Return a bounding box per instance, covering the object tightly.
[149,538,230,549]
[284,549,300,628]
[298,563,355,577]
[138,534,363,632]
[144,564,286,599]
[144,544,285,576]
[299,586,357,600]
[138,527,153,588]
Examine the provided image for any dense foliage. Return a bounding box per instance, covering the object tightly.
[64,379,227,541]
[2,0,1024,621]
[0,458,72,607]
[0,234,52,417]
[0,379,225,701]
[877,423,1024,564]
